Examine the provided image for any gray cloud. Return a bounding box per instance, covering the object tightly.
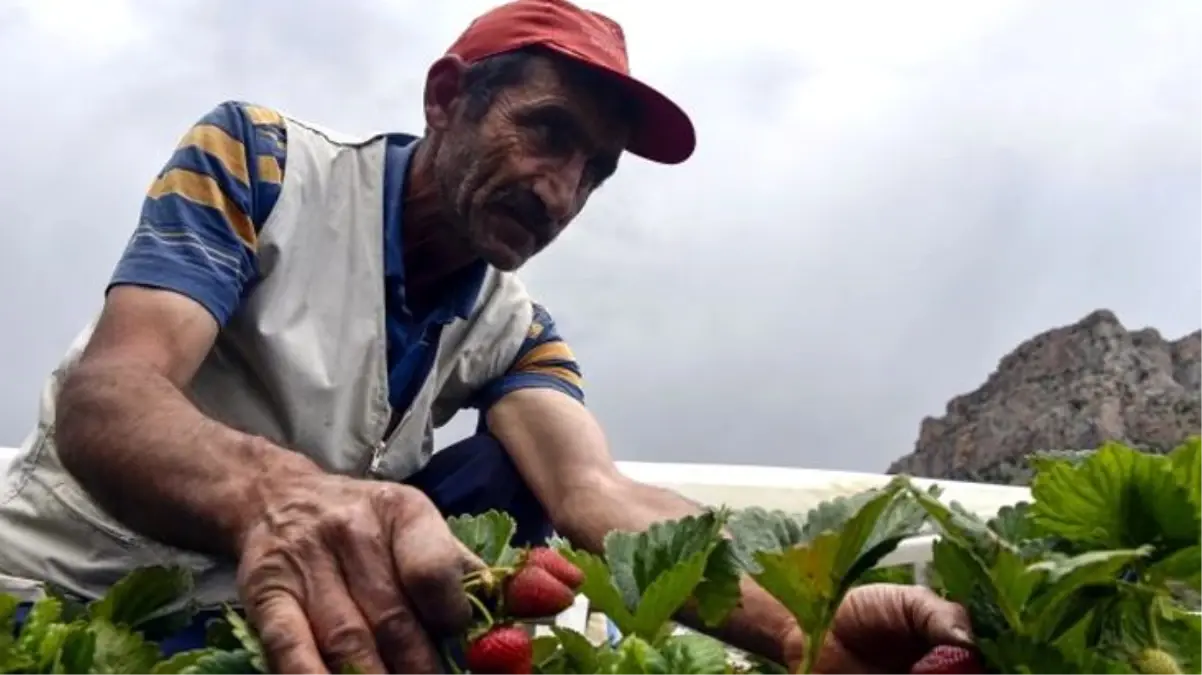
[1,0,1198,472]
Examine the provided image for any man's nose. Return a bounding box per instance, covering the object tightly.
[533,156,586,222]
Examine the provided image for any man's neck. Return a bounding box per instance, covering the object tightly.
[401,140,478,313]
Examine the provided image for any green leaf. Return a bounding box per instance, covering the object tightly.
[658,633,731,674]
[909,485,1016,565]
[750,479,915,673]
[1148,545,1201,590]
[90,619,163,673]
[221,607,267,674]
[560,548,636,633]
[151,648,224,674]
[531,634,557,662]
[977,631,1116,674]
[1030,441,1200,552]
[54,623,98,674]
[446,509,518,567]
[692,540,743,628]
[177,649,261,674]
[605,510,730,611]
[727,507,807,572]
[628,547,712,641]
[614,635,670,674]
[87,565,194,630]
[582,509,736,640]
[1169,436,1200,514]
[1024,547,1153,642]
[16,594,63,655]
[550,626,603,673]
[0,593,20,653]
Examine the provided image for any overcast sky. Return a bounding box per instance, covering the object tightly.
[1,0,1198,473]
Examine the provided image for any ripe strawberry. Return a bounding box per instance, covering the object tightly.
[524,547,584,589]
[466,624,533,674]
[504,565,576,617]
[911,645,984,674]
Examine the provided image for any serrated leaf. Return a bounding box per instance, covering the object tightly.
[727,507,807,573]
[909,485,1015,565]
[1030,441,1200,553]
[53,623,97,674]
[658,633,731,674]
[750,480,913,673]
[550,626,603,673]
[604,510,730,613]
[929,539,1025,638]
[177,648,260,674]
[87,565,194,630]
[222,607,267,673]
[150,648,222,674]
[628,548,711,641]
[1025,547,1152,642]
[16,594,63,655]
[561,548,637,634]
[692,539,743,628]
[90,619,162,673]
[1148,545,1202,590]
[446,510,517,567]
[614,635,669,674]
[35,622,77,672]
[0,593,19,653]
[1169,435,1200,514]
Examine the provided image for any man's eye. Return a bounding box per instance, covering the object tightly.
[535,122,573,155]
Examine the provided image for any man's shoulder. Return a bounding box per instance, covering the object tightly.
[195,100,286,134]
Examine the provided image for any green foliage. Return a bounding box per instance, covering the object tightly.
[0,437,1196,674]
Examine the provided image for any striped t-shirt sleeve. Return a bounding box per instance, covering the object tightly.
[469,302,586,410]
[108,100,288,326]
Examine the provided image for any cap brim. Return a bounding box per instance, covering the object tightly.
[541,43,696,165]
[613,75,696,165]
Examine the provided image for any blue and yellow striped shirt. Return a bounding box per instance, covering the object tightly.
[109,100,584,413]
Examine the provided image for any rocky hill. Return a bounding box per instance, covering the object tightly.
[887,309,1201,485]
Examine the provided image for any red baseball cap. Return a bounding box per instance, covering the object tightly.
[445,0,696,165]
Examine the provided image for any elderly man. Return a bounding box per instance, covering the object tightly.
[0,0,972,672]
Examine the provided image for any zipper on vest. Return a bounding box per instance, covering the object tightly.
[368,439,387,476]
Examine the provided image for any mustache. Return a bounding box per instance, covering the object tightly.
[489,187,553,241]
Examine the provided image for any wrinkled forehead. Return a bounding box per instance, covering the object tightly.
[510,54,634,145]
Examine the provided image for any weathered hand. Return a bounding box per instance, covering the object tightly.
[235,470,485,674]
[781,583,975,674]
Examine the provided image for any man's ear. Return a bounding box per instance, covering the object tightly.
[424,55,468,131]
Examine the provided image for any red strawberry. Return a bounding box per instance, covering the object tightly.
[911,646,984,674]
[525,547,584,589]
[504,565,576,617]
[466,624,533,674]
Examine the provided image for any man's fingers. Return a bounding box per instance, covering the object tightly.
[246,589,328,675]
[390,509,481,636]
[303,557,389,675]
[335,531,439,674]
[906,585,975,647]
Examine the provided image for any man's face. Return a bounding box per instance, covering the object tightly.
[429,54,631,271]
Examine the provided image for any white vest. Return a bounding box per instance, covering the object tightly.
[0,117,534,608]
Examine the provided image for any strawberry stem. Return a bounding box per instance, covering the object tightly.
[466,590,495,627]
[441,644,464,675]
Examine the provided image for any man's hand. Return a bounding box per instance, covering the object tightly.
[780,583,975,674]
[236,470,486,675]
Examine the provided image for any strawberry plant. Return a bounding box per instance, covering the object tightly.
[0,437,1197,673]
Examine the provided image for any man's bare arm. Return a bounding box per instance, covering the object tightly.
[56,286,319,557]
[485,388,799,665]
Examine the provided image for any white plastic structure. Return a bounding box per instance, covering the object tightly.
[546,460,1032,639]
[0,446,16,473]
